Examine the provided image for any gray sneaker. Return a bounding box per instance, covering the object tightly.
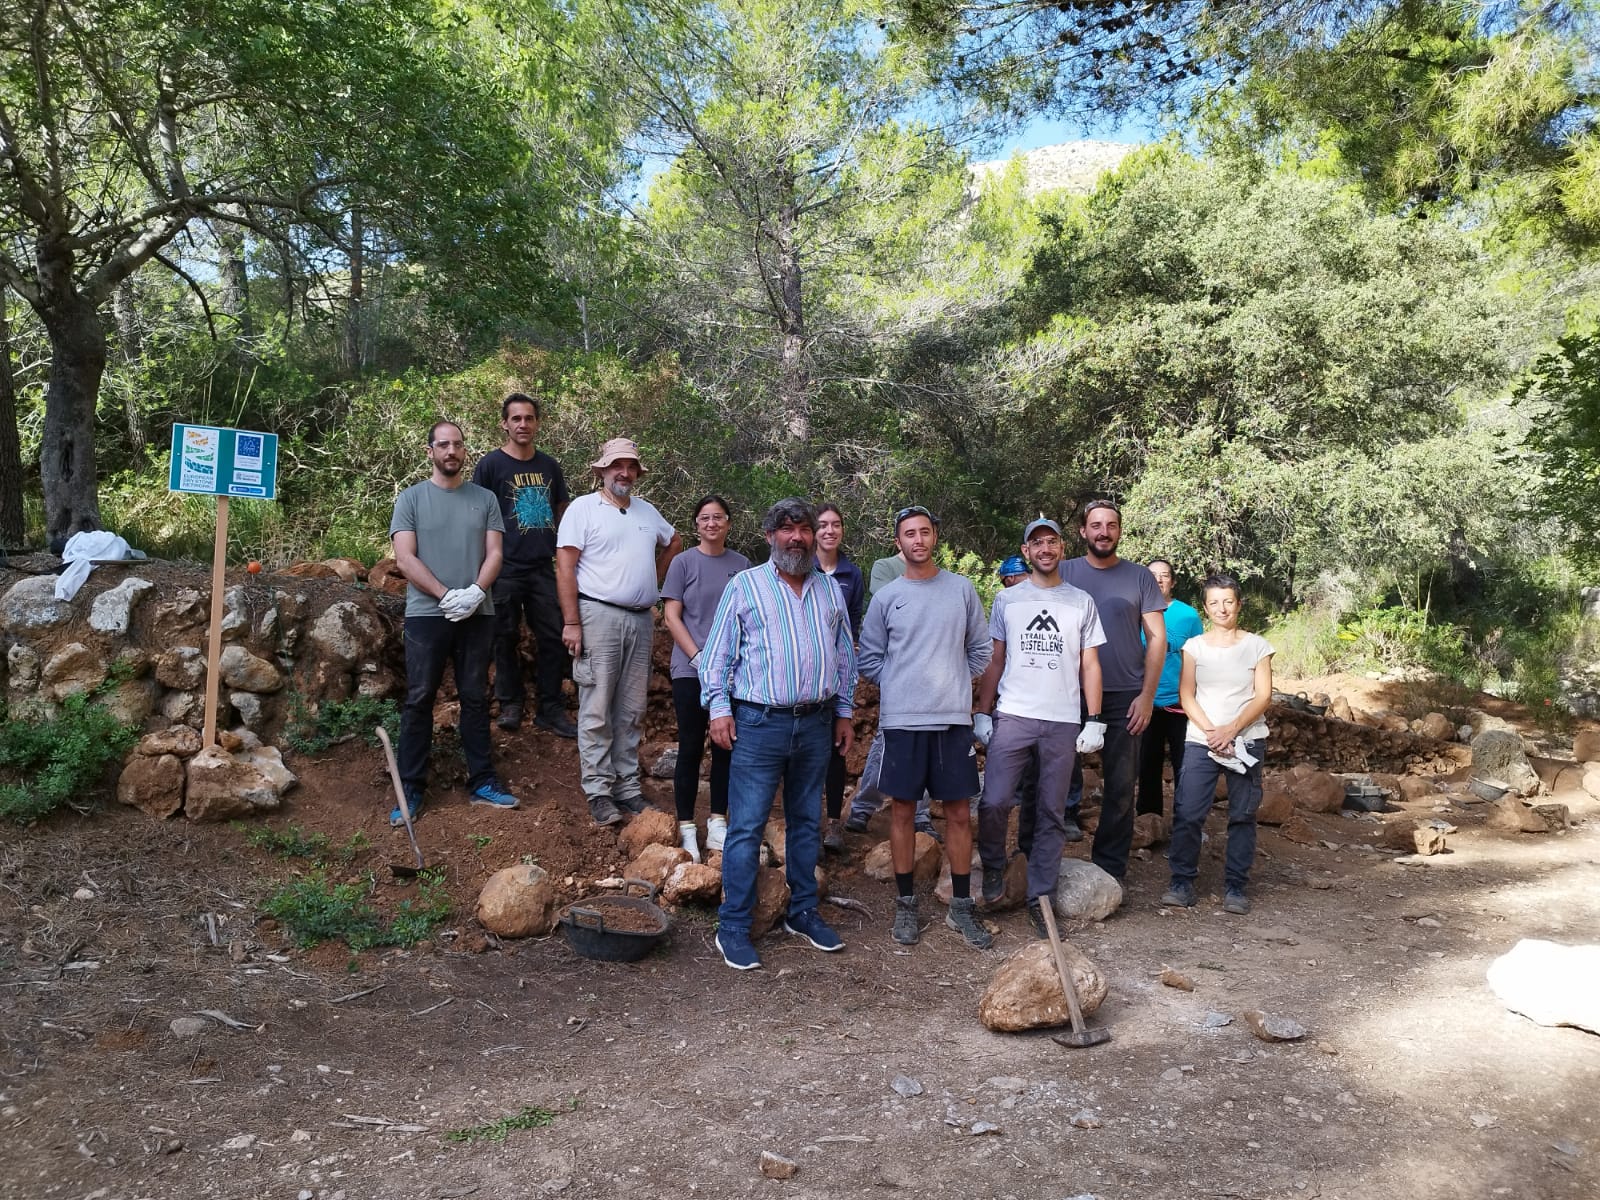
[980,864,1006,905]
[892,896,920,945]
[1223,890,1251,915]
[615,794,652,815]
[589,796,623,827]
[1160,882,1197,908]
[946,897,993,949]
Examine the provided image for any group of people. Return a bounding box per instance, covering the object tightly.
[389,402,1276,973]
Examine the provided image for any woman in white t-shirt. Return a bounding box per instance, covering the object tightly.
[1162,573,1274,915]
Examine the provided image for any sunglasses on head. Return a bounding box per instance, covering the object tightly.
[894,505,938,528]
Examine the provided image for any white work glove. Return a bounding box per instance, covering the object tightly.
[971,713,993,747]
[440,584,485,621]
[1076,720,1107,755]
[689,650,703,671]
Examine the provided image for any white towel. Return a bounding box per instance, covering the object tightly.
[54,531,134,601]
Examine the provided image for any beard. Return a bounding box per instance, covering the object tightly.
[1086,538,1118,561]
[770,544,815,576]
[606,478,633,501]
[436,459,462,477]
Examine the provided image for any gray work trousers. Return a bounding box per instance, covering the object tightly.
[573,598,653,807]
[977,713,1081,901]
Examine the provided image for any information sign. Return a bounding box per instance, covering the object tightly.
[168,424,279,500]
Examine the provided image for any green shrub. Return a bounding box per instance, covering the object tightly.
[242,823,333,859]
[282,694,400,755]
[261,869,450,950]
[0,692,140,825]
[445,1102,572,1144]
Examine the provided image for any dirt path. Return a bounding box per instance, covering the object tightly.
[3,706,1599,1200]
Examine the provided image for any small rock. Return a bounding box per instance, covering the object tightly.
[1318,1042,1338,1055]
[1160,1067,1184,1082]
[1416,916,1441,928]
[1070,1110,1103,1129]
[72,887,96,901]
[1307,877,1335,890]
[229,940,248,963]
[1159,968,1195,991]
[219,1133,256,1151]
[968,1121,1001,1136]
[1051,858,1123,922]
[289,1130,312,1143]
[1243,1010,1307,1042]
[890,1075,923,1098]
[647,746,678,779]
[476,864,557,938]
[759,1150,799,1180]
[1202,1011,1233,1029]
[1413,827,1448,856]
[1470,1112,1499,1129]
[617,808,678,858]
[169,1016,209,1038]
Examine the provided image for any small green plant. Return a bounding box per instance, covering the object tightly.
[0,691,140,825]
[337,831,371,862]
[262,869,451,950]
[242,823,333,859]
[282,693,401,755]
[472,834,493,851]
[445,1102,570,1144]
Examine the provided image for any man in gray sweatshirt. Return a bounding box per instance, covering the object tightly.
[858,506,993,949]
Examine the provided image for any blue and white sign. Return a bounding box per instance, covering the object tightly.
[169,424,279,500]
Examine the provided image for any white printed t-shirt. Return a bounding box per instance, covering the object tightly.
[989,578,1106,721]
[1183,632,1275,744]
[556,492,675,610]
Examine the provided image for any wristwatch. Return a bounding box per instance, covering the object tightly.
[1085,713,1102,722]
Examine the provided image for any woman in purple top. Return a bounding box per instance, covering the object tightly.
[662,495,751,862]
[815,503,866,851]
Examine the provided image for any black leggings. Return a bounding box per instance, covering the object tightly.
[824,748,847,819]
[671,676,730,822]
[1137,706,1188,817]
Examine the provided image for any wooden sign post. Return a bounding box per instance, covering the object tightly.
[168,424,280,749]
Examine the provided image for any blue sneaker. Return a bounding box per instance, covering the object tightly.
[715,928,762,971]
[784,909,844,952]
[470,781,520,811]
[390,791,424,828]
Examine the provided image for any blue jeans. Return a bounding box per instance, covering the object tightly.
[717,703,832,935]
[1167,740,1265,893]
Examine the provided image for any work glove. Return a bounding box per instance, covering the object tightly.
[1075,720,1107,755]
[440,584,485,621]
[971,713,993,747]
[689,650,703,671]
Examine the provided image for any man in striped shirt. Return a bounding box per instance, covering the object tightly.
[700,498,859,971]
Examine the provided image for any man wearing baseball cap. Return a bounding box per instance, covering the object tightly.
[973,516,1106,937]
[556,437,683,826]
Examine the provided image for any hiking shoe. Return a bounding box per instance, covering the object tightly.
[1160,882,1198,908]
[822,820,844,853]
[1027,898,1051,939]
[980,864,1006,905]
[843,813,870,834]
[616,794,653,815]
[946,897,993,949]
[496,703,523,731]
[1062,813,1084,842]
[470,782,519,811]
[589,796,623,827]
[784,910,844,952]
[1223,890,1251,915]
[705,814,727,853]
[892,896,921,945]
[715,929,762,971]
[389,790,425,827]
[534,710,577,739]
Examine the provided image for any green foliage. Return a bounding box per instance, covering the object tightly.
[242,824,332,860]
[0,691,139,826]
[1519,327,1600,553]
[282,694,401,756]
[261,869,450,950]
[1334,606,1472,679]
[934,543,1001,611]
[444,1101,571,1145]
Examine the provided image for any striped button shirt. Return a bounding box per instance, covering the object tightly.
[699,561,858,720]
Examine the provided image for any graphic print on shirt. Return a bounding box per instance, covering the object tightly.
[507,473,555,532]
[1020,609,1064,668]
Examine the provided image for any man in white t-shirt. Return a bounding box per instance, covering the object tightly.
[972,518,1106,937]
[556,438,683,826]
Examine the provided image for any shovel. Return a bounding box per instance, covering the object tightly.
[375,726,426,879]
[1038,898,1111,1049]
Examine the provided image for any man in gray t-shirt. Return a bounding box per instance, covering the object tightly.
[388,420,518,826]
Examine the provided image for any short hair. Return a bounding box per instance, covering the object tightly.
[428,420,463,446]
[1079,497,1121,524]
[815,502,844,523]
[893,504,939,535]
[1148,558,1174,574]
[761,497,816,535]
[693,493,731,521]
[1201,572,1242,602]
[501,392,540,420]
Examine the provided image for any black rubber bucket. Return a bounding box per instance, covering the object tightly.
[558,879,672,962]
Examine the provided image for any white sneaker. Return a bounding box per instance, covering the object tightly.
[705,814,727,853]
[678,821,702,864]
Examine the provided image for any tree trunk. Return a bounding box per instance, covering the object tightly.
[112,277,147,463]
[345,207,364,373]
[39,297,108,544]
[0,286,26,548]
[215,215,253,341]
[773,202,809,443]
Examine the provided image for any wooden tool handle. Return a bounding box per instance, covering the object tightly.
[1038,898,1090,1034]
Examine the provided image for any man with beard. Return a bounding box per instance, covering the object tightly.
[699,498,858,971]
[389,420,519,824]
[858,506,992,949]
[471,393,574,737]
[556,438,682,827]
[1061,500,1167,882]
[974,517,1105,936]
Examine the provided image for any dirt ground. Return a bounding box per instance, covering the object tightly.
[3,676,1598,1200]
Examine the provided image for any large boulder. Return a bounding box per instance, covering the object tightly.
[626,843,691,887]
[661,862,723,906]
[862,833,942,887]
[1471,730,1539,796]
[750,866,791,937]
[1574,730,1600,764]
[309,600,384,668]
[0,576,70,631]
[476,864,557,937]
[617,808,677,858]
[116,753,185,819]
[7,643,40,690]
[1418,712,1455,741]
[41,642,108,699]
[1130,811,1169,850]
[1293,772,1346,814]
[184,742,296,821]
[88,576,155,635]
[977,939,1108,1032]
[155,646,205,689]
[138,726,203,758]
[1051,858,1123,922]
[100,677,158,726]
[1486,939,1600,1034]
[1256,786,1294,826]
[219,644,284,694]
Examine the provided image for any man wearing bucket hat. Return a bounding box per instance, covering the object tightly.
[556,437,683,827]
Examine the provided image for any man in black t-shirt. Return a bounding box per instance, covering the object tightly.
[471,393,575,737]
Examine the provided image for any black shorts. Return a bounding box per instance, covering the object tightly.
[879,727,981,803]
